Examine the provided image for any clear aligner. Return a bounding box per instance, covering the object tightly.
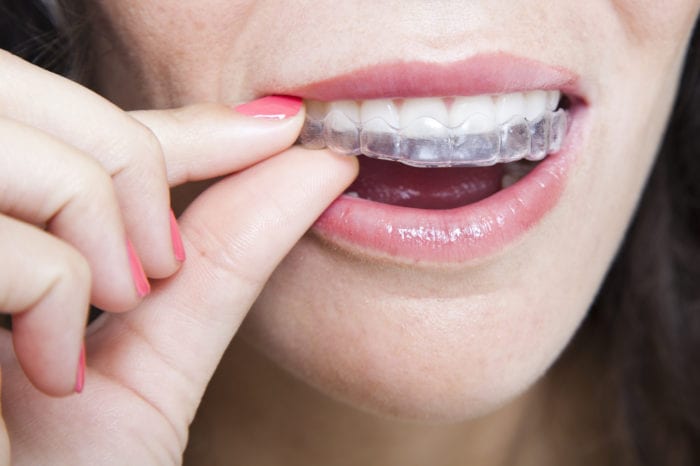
[300,108,568,167]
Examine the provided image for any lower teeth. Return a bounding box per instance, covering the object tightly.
[501,160,538,189]
[300,109,567,168]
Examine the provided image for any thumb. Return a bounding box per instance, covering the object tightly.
[89,147,357,426]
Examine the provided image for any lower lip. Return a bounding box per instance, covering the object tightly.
[312,109,585,264]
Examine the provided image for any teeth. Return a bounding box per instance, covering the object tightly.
[328,100,360,121]
[546,90,561,111]
[501,161,537,189]
[361,99,400,128]
[325,100,361,155]
[501,173,519,189]
[494,93,527,125]
[524,91,547,121]
[306,100,328,119]
[450,96,496,132]
[300,90,569,167]
[299,100,328,149]
[400,98,450,138]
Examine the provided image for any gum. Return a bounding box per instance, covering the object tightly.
[300,109,568,167]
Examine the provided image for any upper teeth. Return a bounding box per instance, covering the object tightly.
[310,91,559,131]
[300,91,567,167]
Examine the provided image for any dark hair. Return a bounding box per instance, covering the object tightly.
[1,1,698,464]
[0,0,91,81]
[584,22,700,464]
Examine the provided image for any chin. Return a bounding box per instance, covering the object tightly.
[242,229,596,422]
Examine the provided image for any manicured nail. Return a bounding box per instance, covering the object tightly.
[234,95,302,120]
[127,239,151,297]
[170,210,186,262]
[74,344,85,394]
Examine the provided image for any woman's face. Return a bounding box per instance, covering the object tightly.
[93,1,699,420]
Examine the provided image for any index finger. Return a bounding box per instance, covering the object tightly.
[129,96,306,187]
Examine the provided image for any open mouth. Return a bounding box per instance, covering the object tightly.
[282,54,587,263]
[300,91,570,210]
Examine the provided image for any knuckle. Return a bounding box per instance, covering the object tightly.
[133,121,164,160]
[123,121,166,173]
[73,159,115,200]
[51,245,92,300]
[5,242,92,312]
[62,159,119,218]
[64,252,92,290]
[51,241,89,281]
[47,272,90,318]
[98,119,166,178]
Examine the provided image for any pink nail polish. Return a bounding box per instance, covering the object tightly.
[74,344,85,394]
[170,210,186,262]
[127,239,151,297]
[234,95,302,120]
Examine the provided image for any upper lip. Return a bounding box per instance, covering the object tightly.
[278,52,583,102]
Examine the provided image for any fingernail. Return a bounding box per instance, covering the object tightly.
[74,344,85,394]
[234,95,302,120]
[127,239,151,297]
[170,210,186,262]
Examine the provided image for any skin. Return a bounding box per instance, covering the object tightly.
[0,0,698,464]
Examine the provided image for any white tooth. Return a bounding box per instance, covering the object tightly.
[523,90,547,121]
[326,100,360,134]
[328,100,360,123]
[449,96,496,133]
[501,174,519,189]
[502,161,536,187]
[361,99,400,128]
[400,97,449,136]
[494,92,527,125]
[546,91,561,111]
[306,100,328,120]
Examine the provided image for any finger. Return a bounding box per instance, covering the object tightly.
[91,148,358,424]
[0,50,175,278]
[130,96,306,187]
[0,214,88,396]
[0,365,8,466]
[0,117,146,310]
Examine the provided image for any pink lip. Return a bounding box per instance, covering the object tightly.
[281,52,580,101]
[283,53,586,263]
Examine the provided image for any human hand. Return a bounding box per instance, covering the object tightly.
[0,51,357,464]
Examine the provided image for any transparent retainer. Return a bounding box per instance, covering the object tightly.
[299,108,568,167]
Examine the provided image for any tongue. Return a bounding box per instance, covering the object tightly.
[347,156,505,209]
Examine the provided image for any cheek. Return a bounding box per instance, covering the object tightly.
[92,0,258,106]
[611,0,700,46]
[95,0,254,35]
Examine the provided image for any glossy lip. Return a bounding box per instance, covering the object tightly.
[282,53,588,264]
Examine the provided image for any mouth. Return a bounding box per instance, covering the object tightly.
[282,53,588,264]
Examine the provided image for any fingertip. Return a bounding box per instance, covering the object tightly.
[170,209,186,263]
[126,239,151,298]
[12,308,87,398]
[74,343,85,394]
[95,238,152,312]
[233,95,304,120]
